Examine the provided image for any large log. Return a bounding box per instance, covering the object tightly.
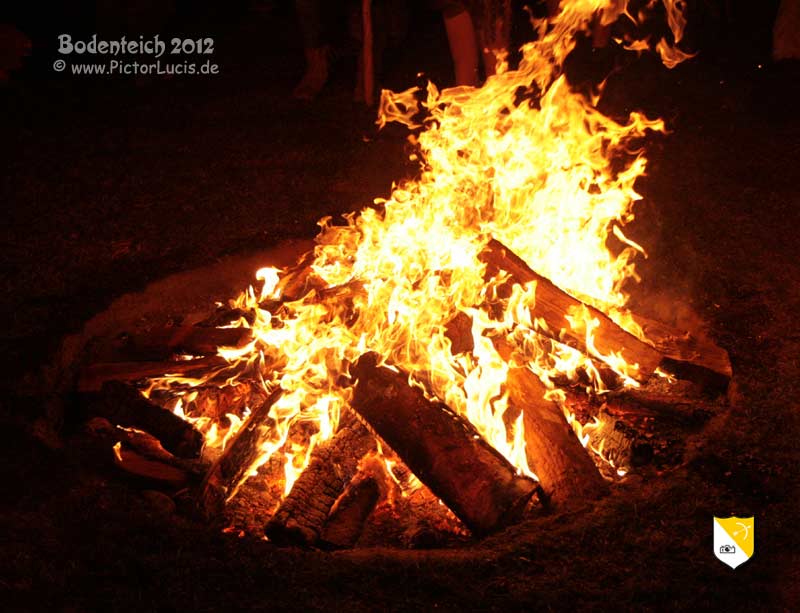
[265,413,376,546]
[197,387,283,518]
[480,239,664,383]
[112,325,251,361]
[505,370,608,504]
[632,314,732,394]
[492,338,608,505]
[350,353,538,535]
[112,444,191,489]
[319,473,381,550]
[87,381,204,458]
[78,356,230,392]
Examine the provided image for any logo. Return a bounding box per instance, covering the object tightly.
[714,516,754,569]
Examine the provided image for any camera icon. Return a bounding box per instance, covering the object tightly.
[719,544,736,554]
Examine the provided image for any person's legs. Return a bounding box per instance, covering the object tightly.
[774,0,800,60]
[476,0,511,78]
[293,0,329,99]
[443,6,479,86]
[592,23,611,49]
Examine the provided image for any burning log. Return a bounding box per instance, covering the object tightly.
[319,473,381,550]
[480,239,664,383]
[78,356,230,392]
[576,413,653,474]
[504,364,609,506]
[260,248,331,308]
[271,249,318,303]
[562,377,724,474]
[446,310,623,390]
[111,325,251,361]
[198,387,283,518]
[184,382,265,422]
[480,239,731,391]
[447,328,606,505]
[265,413,376,546]
[633,314,731,394]
[87,381,204,458]
[111,423,209,477]
[262,228,362,308]
[112,444,191,488]
[350,353,538,535]
[84,417,201,488]
[605,384,724,425]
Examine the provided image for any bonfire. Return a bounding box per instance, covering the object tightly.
[76,0,731,548]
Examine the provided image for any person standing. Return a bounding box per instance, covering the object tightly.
[438,0,511,86]
[293,0,330,99]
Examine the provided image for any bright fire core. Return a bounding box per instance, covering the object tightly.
[147,1,691,503]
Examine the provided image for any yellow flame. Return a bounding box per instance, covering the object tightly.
[146,0,690,501]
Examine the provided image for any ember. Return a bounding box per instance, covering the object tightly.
[73,0,732,547]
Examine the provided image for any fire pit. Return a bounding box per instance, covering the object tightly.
[49,236,731,549]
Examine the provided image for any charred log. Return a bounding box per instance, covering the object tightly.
[350,352,539,535]
[265,413,376,546]
[82,416,200,488]
[197,305,254,328]
[633,314,732,394]
[112,445,191,488]
[480,239,664,383]
[503,365,609,506]
[198,387,283,519]
[605,383,724,426]
[78,356,230,392]
[86,381,204,458]
[564,383,718,473]
[111,325,251,361]
[319,474,381,550]
[110,422,209,477]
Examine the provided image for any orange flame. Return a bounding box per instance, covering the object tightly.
[147,0,690,500]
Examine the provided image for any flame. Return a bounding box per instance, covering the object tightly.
[145,1,690,502]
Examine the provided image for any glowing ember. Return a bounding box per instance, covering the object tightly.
[145,0,692,504]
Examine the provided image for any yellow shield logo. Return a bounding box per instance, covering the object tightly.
[714,516,754,569]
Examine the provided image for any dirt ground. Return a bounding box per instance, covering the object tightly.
[2,4,799,611]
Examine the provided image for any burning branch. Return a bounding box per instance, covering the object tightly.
[350,352,539,535]
[265,412,376,546]
[198,387,284,518]
[480,238,664,383]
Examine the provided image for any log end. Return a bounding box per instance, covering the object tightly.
[265,515,319,547]
[319,475,381,550]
